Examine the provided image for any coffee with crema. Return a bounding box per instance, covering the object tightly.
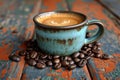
[36,13,84,27]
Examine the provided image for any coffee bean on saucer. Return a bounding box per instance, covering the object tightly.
[77,59,87,67]
[73,52,80,58]
[101,54,113,60]
[68,64,76,70]
[86,48,91,52]
[61,60,69,67]
[79,53,85,58]
[30,51,38,59]
[27,59,36,66]
[54,63,61,69]
[19,50,26,56]
[46,61,53,66]
[53,55,60,59]
[96,42,102,46]
[9,54,20,62]
[36,62,46,69]
[74,58,80,63]
[54,58,60,64]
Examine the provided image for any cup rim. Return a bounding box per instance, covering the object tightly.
[33,11,87,30]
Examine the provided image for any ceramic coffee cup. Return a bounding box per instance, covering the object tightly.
[33,11,104,56]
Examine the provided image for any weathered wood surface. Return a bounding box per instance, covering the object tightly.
[98,0,120,19]
[69,0,120,80]
[0,0,120,80]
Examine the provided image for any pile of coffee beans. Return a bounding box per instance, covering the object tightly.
[9,33,113,70]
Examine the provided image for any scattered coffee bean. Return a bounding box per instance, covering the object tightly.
[61,60,69,67]
[68,64,76,70]
[47,61,53,66]
[79,53,85,58]
[73,52,80,58]
[27,59,36,66]
[67,56,72,61]
[69,60,74,65]
[53,55,60,59]
[74,58,80,63]
[54,63,61,69]
[94,54,101,58]
[86,32,91,38]
[19,50,26,56]
[87,44,93,48]
[36,62,46,69]
[47,55,52,60]
[30,51,38,59]
[77,59,87,67]
[54,58,60,64]
[101,54,113,60]
[40,53,47,59]
[9,54,20,62]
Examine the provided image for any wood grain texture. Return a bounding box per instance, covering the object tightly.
[98,0,120,19]
[0,0,35,79]
[69,0,120,79]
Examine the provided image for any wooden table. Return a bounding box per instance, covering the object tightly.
[0,0,120,80]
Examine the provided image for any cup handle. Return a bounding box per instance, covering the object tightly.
[85,19,104,44]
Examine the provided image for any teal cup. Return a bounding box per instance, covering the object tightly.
[33,11,104,56]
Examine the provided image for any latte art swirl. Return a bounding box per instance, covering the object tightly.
[36,13,84,27]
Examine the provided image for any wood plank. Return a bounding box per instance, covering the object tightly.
[98,0,120,19]
[0,0,36,79]
[70,0,120,79]
[21,0,91,80]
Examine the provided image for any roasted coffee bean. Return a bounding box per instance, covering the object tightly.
[97,47,101,51]
[73,52,80,58]
[19,50,26,56]
[67,56,72,61]
[94,54,101,58]
[30,51,38,59]
[86,48,91,52]
[81,51,87,55]
[27,59,36,66]
[9,54,20,62]
[40,53,47,59]
[54,59,60,64]
[61,56,68,61]
[54,63,61,69]
[69,60,74,65]
[61,60,69,67]
[101,54,113,60]
[47,61,53,66]
[77,59,87,67]
[37,60,45,63]
[82,46,88,50]
[79,53,85,58]
[85,56,91,60]
[96,42,101,46]
[68,64,76,70]
[47,55,52,60]
[36,62,46,69]
[35,56,39,61]
[25,55,30,60]
[87,44,93,48]
[74,58,80,63]
[53,55,60,59]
